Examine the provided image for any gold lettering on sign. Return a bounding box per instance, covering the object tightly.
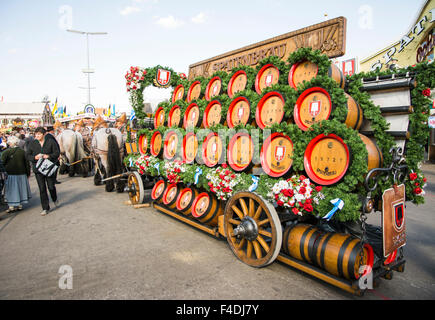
[188,17,346,80]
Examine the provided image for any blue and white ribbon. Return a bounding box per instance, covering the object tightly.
[154,162,160,175]
[129,157,134,168]
[248,175,259,192]
[194,167,203,184]
[323,198,344,221]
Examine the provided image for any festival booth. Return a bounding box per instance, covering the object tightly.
[118,16,431,295]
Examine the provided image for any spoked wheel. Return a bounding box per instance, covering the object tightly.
[127,171,144,205]
[224,191,282,268]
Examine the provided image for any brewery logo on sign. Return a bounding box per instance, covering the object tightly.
[309,101,321,117]
[275,146,285,161]
[154,69,172,87]
[393,202,405,231]
[237,106,244,119]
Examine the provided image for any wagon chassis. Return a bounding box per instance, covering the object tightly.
[125,147,407,296]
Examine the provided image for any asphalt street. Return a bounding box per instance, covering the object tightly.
[0,164,434,300]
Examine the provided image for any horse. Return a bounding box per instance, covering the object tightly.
[57,129,90,177]
[91,127,126,192]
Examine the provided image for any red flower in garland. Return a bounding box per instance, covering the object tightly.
[422,88,431,97]
[409,172,418,181]
[299,186,306,194]
[414,187,422,195]
[292,208,299,215]
[315,186,322,192]
[304,203,313,212]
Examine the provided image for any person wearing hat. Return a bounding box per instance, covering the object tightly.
[26,127,60,216]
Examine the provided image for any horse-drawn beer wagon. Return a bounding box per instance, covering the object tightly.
[121,17,432,296]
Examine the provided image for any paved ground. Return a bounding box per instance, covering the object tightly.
[0,163,434,300]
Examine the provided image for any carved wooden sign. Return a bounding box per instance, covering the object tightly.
[188,17,346,80]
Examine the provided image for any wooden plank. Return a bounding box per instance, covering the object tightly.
[188,17,346,79]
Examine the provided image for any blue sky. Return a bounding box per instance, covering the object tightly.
[0,0,425,114]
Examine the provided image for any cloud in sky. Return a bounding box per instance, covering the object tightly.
[191,12,206,24]
[120,6,142,16]
[155,15,185,29]
[7,48,17,54]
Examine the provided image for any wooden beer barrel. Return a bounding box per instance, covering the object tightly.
[312,232,374,280]
[151,179,167,203]
[183,102,201,129]
[163,130,180,160]
[344,93,363,130]
[255,91,285,129]
[293,87,332,131]
[255,64,280,94]
[226,96,251,128]
[283,224,324,265]
[260,133,294,177]
[203,100,223,128]
[182,132,199,164]
[172,84,185,103]
[176,187,199,216]
[227,70,248,98]
[138,134,148,155]
[191,192,223,227]
[162,183,182,210]
[227,132,254,172]
[186,80,202,102]
[303,133,350,186]
[205,76,222,101]
[153,106,166,129]
[288,60,345,89]
[150,131,163,157]
[167,104,182,127]
[359,134,383,171]
[201,132,224,167]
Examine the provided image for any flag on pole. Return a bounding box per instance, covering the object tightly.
[112,104,116,117]
[130,109,136,121]
[51,98,58,116]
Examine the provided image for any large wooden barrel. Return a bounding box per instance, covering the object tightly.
[304,133,383,186]
[255,64,280,94]
[203,100,223,128]
[172,84,185,103]
[163,130,180,160]
[288,60,345,89]
[150,131,163,157]
[183,102,201,129]
[176,186,199,216]
[343,93,363,130]
[227,132,254,172]
[151,179,167,203]
[226,96,251,128]
[201,132,224,167]
[138,134,148,155]
[255,91,285,129]
[293,87,332,131]
[167,104,182,127]
[162,183,182,210]
[205,76,223,101]
[312,231,374,280]
[227,70,248,98]
[191,192,223,227]
[260,133,294,177]
[303,133,350,186]
[283,224,324,265]
[153,106,166,129]
[187,80,202,102]
[182,132,199,164]
[359,134,383,171]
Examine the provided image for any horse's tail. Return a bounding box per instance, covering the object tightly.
[107,133,122,177]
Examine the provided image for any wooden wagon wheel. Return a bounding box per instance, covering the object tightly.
[224,191,282,268]
[127,171,144,205]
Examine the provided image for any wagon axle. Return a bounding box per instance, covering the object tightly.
[233,216,258,242]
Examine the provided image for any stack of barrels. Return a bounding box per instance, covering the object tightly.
[142,54,383,185]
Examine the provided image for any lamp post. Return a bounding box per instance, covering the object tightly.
[67,29,107,107]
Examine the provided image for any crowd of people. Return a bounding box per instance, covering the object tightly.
[0,126,61,216]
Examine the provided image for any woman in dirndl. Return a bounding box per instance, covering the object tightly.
[1,135,31,213]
